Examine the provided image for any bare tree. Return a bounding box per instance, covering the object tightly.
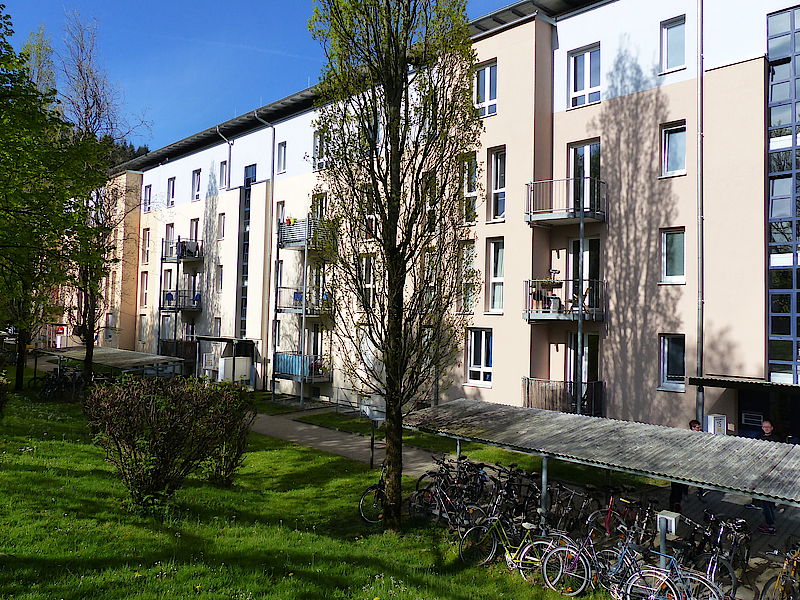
[310,0,482,527]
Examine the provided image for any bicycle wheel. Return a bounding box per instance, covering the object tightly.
[693,553,736,598]
[452,504,486,534]
[407,488,436,521]
[623,568,681,600]
[762,575,798,600]
[518,536,567,582]
[358,485,385,524]
[415,471,435,491]
[586,509,625,542]
[594,547,632,590]
[542,545,591,596]
[459,525,498,566]
[679,572,723,600]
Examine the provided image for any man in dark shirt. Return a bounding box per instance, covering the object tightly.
[751,420,778,535]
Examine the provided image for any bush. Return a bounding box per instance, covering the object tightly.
[201,408,255,487]
[0,372,8,418]
[84,376,254,509]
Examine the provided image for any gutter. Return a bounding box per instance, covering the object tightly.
[695,0,706,424]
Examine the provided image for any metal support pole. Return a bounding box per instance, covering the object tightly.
[541,456,549,511]
[659,518,668,569]
[370,419,376,469]
[576,183,585,415]
[456,439,461,459]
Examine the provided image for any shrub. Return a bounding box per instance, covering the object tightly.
[201,408,256,487]
[84,376,254,509]
[0,372,8,418]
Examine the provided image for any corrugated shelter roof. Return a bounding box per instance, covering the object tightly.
[403,398,800,507]
[40,347,183,370]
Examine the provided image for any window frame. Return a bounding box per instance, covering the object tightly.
[661,122,687,176]
[568,44,601,107]
[141,228,150,264]
[142,184,151,213]
[218,213,225,239]
[191,169,201,201]
[217,265,224,293]
[661,228,686,284]
[166,177,176,207]
[660,16,686,73]
[138,314,147,342]
[361,254,376,310]
[219,161,228,190]
[466,328,493,385]
[489,149,506,221]
[659,333,686,391]
[459,240,476,313]
[474,61,497,117]
[313,131,326,170]
[463,152,478,224]
[213,317,222,338]
[139,272,148,307]
[487,238,504,312]
[277,141,287,173]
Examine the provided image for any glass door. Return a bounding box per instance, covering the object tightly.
[567,332,599,383]
[569,238,600,309]
[569,141,600,211]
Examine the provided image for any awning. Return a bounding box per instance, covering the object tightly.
[39,347,182,371]
[195,336,255,344]
[404,398,800,507]
[689,375,800,395]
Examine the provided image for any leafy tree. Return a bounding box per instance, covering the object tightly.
[310,0,482,527]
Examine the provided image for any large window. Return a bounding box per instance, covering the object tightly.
[659,334,685,390]
[661,16,686,71]
[569,45,600,107]
[459,240,476,312]
[139,272,148,306]
[475,62,497,117]
[662,122,687,176]
[191,169,201,201]
[463,153,478,224]
[488,238,504,312]
[490,149,506,220]
[166,177,175,207]
[141,228,150,264]
[277,141,287,173]
[467,328,493,384]
[661,228,685,283]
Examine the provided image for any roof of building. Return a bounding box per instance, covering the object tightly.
[690,376,800,395]
[404,398,800,507]
[114,0,603,175]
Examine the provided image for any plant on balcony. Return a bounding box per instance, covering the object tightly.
[539,279,563,290]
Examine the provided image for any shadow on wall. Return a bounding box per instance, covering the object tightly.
[202,169,221,349]
[590,44,683,425]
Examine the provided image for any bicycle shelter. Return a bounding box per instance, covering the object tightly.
[38,347,183,375]
[403,398,800,508]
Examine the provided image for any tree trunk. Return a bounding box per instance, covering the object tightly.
[82,292,96,385]
[14,328,30,391]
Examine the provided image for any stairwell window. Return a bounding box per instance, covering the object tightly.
[659,334,686,391]
[662,122,687,176]
[661,16,686,72]
[138,314,147,341]
[142,185,151,213]
[467,328,493,384]
[474,62,497,117]
[140,272,148,307]
[219,161,228,189]
[192,169,201,201]
[463,152,478,224]
[569,44,601,107]
[488,238,504,312]
[166,177,175,207]
[459,240,476,312]
[216,265,223,293]
[141,228,150,263]
[361,254,376,310]
[217,213,225,239]
[277,141,287,173]
[661,228,685,284]
[313,131,326,170]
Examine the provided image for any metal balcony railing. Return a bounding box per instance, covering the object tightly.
[273,352,331,382]
[523,279,605,321]
[522,378,604,416]
[160,289,202,311]
[525,177,607,224]
[278,217,321,247]
[276,286,332,314]
[161,237,204,261]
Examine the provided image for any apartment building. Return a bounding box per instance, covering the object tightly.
[112,0,800,436]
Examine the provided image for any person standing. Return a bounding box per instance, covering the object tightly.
[669,419,704,512]
[752,419,778,534]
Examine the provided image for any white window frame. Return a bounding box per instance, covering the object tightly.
[488,238,504,312]
[140,272,148,307]
[218,213,225,239]
[490,149,506,220]
[661,228,686,284]
[313,131,326,170]
[142,184,151,213]
[659,333,686,391]
[463,153,478,224]
[364,214,377,239]
[138,314,147,341]
[569,44,601,107]
[166,177,175,207]
[277,141,287,173]
[662,122,687,176]
[459,240,476,313]
[474,62,497,117]
[213,317,222,338]
[466,328,493,385]
[192,169,201,201]
[219,160,228,190]
[141,228,150,264]
[660,16,686,72]
[217,265,224,293]
[361,254,376,310]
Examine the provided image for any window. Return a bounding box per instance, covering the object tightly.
[463,153,478,223]
[467,328,493,384]
[138,314,147,341]
[214,317,222,337]
[105,313,114,340]
[141,228,150,263]
[488,238,504,311]
[365,214,377,239]
[143,185,151,212]
[659,334,686,390]
[490,149,506,220]
[139,272,148,306]
[474,62,497,117]
[423,172,437,233]
[662,122,687,176]
[189,218,200,241]
[276,260,283,288]
[459,240,476,312]
[219,161,227,189]
[313,131,326,170]
[217,265,223,292]
[164,223,175,259]
[161,314,174,340]
[192,169,201,201]
[244,164,257,187]
[661,16,686,71]
[218,213,225,239]
[166,177,175,207]
[163,269,173,292]
[569,45,601,107]
[277,141,287,173]
[661,228,685,283]
[361,254,376,310]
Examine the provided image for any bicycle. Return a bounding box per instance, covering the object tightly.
[358,462,387,524]
[760,542,800,600]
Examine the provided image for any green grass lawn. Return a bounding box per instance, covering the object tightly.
[298,410,665,490]
[0,394,573,599]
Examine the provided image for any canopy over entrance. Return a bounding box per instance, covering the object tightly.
[39,347,183,372]
[403,398,800,507]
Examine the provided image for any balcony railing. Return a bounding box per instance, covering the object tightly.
[273,352,331,382]
[158,339,198,362]
[161,237,204,261]
[522,378,604,416]
[523,279,605,321]
[276,286,332,314]
[525,177,607,225]
[278,217,321,248]
[160,289,202,311]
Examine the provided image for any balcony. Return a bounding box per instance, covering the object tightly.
[276,286,332,315]
[162,237,204,262]
[160,290,202,312]
[523,279,605,322]
[158,339,198,362]
[525,178,607,225]
[273,352,332,383]
[278,217,327,249]
[522,378,604,416]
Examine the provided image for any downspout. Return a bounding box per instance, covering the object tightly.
[216,126,233,189]
[695,0,706,424]
[253,111,276,393]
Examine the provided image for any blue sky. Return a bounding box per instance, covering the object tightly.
[7,1,511,151]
